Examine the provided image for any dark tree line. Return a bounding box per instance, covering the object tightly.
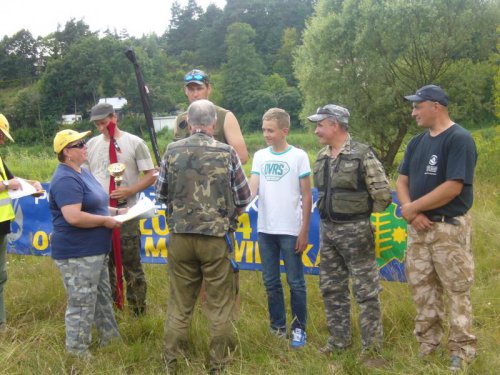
[0,0,497,168]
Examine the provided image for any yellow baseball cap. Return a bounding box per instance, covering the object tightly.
[53,129,91,154]
[0,113,14,142]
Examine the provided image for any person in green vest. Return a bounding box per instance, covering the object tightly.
[173,69,248,164]
[0,113,43,332]
[308,104,392,368]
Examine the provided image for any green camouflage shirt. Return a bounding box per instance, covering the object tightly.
[156,132,251,237]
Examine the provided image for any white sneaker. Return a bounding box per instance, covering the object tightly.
[290,328,306,348]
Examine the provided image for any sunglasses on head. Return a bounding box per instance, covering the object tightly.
[184,73,206,83]
[66,140,86,149]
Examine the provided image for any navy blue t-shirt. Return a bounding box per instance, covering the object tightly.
[398,124,477,217]
[49,163,112,260]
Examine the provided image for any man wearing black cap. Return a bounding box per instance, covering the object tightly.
[396,85,477,371]
[85,102,156,316]
[308,104,392,367]
[173,69,248,164]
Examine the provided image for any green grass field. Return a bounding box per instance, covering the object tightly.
[0,127,498,374]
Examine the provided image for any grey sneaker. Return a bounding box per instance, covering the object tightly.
[449,355,462,372]
[270,327,287,339]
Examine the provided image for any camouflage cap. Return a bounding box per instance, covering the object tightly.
[307,104,350,124]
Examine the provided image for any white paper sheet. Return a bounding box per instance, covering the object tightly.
[8,178,42,200]
[114,197,157,223]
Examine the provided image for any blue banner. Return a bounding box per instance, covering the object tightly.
[8,184,407,281]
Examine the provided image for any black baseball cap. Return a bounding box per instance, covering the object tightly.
[404,84,449,106]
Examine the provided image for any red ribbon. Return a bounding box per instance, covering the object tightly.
[108,121,124,310]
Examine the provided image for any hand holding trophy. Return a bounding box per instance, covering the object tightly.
[108,162,127,206]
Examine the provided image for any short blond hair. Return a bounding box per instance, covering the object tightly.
[262,108,290,129]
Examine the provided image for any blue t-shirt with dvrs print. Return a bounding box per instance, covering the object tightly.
[398,123,477,217]
[49,163,112,260]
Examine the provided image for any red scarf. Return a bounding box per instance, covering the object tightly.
[108,121,124,310]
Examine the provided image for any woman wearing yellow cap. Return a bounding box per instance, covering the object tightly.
[0,113,43,332]
[49,129,126,358]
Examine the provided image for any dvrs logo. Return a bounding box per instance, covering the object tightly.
[262,161,290,181]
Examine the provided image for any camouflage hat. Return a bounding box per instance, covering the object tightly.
[90,102,114,121]
[307,104,350,124]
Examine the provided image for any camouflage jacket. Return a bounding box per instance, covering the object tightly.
[156,132,250,237]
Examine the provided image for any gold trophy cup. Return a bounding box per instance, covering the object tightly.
[108,163,127,206]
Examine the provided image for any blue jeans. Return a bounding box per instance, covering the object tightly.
[258,232,307,331]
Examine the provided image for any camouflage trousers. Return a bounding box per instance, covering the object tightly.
[319,219,383,351]
[0,235,7,324]
[164,233,237,370]
[406,213,476,360]
[109,219,147,312]
[55,254,121,355]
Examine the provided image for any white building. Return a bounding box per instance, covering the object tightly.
[60,114,82,125]
[98,97,128,110]
[153,116,176,132]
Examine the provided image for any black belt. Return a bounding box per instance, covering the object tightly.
[426,215,460,226]
[327,212,370,222]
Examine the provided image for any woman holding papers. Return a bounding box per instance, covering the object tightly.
[0,113,43,333]
[49,129,123,358]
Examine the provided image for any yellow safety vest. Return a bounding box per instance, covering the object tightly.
[0,157,15,222]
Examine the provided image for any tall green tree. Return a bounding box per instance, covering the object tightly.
[295,0,498,167]
[39,35,131,118]
[0,30,39,85]
[221,22,265,131]
[51,19,96,57]
[194,4,226,68]
[165,0,203,57]
[224,0,315,69]
[273,27,300,85]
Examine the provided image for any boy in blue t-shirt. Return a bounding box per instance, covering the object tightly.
[249,108,312,348]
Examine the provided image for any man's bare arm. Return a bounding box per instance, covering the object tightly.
[224,112,248,164]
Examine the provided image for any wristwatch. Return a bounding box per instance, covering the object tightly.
[2,180,9,189]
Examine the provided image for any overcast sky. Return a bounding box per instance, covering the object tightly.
[1,0,227,39]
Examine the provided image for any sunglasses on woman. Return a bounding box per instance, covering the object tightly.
[66,140,86,149]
